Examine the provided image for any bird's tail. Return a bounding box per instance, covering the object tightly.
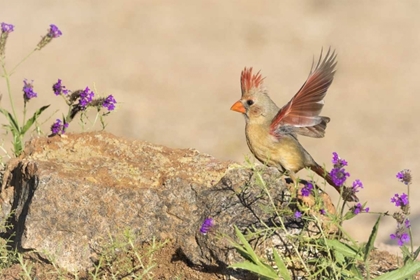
[310,164,359,202]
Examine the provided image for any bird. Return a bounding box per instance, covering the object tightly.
[230,49,358,202]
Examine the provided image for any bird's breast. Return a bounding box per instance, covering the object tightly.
[245,124,306,172]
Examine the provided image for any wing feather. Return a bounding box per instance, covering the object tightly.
[270,48,337,138]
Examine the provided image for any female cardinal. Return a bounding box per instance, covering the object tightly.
[230,49,358,202]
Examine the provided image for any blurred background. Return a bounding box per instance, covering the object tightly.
[1,1,419,253]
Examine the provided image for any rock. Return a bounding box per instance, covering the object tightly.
[0,132,334,276]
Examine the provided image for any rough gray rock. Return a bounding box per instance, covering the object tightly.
[0,132,332,276]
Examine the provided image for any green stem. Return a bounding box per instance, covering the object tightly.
[1,62,18,121]
[91,109,99,128]
[407,183,414,256]
[255,170,311,275]
[313,215,340,280]
[23,100,27,128]
[60,93,71,106]
[9,48,37,75]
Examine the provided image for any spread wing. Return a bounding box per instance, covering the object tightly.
[270,48,337,138]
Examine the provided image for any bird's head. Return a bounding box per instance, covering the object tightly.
[230,67,277,124]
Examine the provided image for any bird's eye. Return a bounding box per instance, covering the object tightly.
[246,100,254,106]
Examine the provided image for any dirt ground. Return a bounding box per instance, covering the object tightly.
[0,242,418,279]
[0,242,223,279]
[1,0,420,261]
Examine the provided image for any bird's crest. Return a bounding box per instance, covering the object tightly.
[240,67,264,96]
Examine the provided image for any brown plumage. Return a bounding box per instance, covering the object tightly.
[230,49,358,202]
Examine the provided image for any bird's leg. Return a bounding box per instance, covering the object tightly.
[287,170,301,188]
[281,170,303,187]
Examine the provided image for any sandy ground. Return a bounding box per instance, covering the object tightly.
[1,1,420,253]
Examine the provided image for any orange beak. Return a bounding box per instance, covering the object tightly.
[230,100,246,113]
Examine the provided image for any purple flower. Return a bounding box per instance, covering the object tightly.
[294,211,302,219]
[332,152,348,168]
[390,231,410,247]
[52,79,69,96]
[400,193,409,205]
[320,209,326,215]
[79,87,94,108]
[396,169,412,185]
[301,182,313,197]
[36,24,62,50]
[330,153,351,187]
[50,119,68,135]
[48,24,62,38]
[102,95,117,111]
[390,214,411,247]
[353,203,369,215]
[23,79,37,101]
[1,22,14,33]
[391,193,409,207]
[354,203,362,215]
[352,179,363,193]
[0,22,13,57]
[200,218,215,235]
[330,167,350,186]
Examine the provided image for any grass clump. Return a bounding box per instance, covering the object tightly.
[90,230,168,280]
[200,153,420,279]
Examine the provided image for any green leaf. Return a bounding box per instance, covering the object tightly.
[230,261,278,279]
[343,210,357,221]
[230,226,280,279]
[0,108,24,156]
[344,202,369,221]
[21,105,50,134]
[231,226,260,264]
[350,263,364,279]
[364,214,382,262]
[0,108,20,134]
[334,250,345,265]
[272,249,291,280]
[324,239,362,261]
[374,260,420,280]
[413,246,420,260]
[401,246,411,263]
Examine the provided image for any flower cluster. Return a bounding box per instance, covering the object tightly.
[300,182,314,197]
[329,152,350,186]
[332,152,347,167]
[0,22,117,155]
[48,24,62,38]
[353,202,369,215]
[53,79,69,96]
[37,24,62,50]
[396,169,412,185]
[389,169,412,247]
[50,119,69,135]
[294,211,302,219]
[50,79,117,135]
[329,152,364,202]
[390,224,410,247]
[0,22,14,57]
[352,179,363,193]
[1,22,14,33]
[79,87,95,108]
[390,193,408,207]
[200,218,215,235]
[22,79,37,101]
[102,95,117,111]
